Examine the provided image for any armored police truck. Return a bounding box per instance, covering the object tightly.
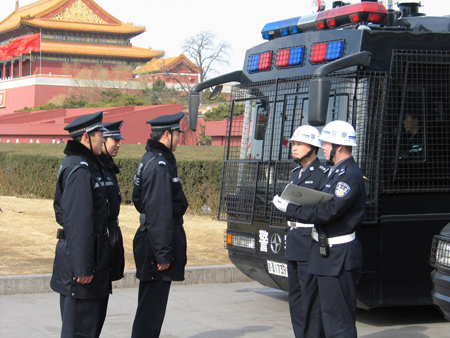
[189,0,450,309]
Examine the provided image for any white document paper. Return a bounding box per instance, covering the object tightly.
[280,184,333,206]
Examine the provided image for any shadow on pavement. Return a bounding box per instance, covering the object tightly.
[187,326,273,338]
[235,286,289,302]
[357,305,446,326]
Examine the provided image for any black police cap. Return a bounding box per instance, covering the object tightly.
[64,111,108,138]
[103,121,125,140]
[146,112,185,133]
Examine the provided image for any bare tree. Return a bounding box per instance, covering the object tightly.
[182,31,231,82]
[157,58,196,94]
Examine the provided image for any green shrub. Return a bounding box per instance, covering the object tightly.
[0,145,223,216]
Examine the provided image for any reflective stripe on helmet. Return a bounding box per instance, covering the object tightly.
[289,125,322,148]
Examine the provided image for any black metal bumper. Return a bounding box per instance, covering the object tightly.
[431,269,450,321]
[228,251,289,292]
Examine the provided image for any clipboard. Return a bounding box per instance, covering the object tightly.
[280,184,333,206]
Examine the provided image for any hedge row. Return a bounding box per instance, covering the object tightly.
[0,152,222,216]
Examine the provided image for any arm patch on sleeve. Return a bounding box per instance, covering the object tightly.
[335,182,351,197]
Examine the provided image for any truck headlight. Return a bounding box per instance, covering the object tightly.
[431,235,450,273]
[225,230,256,254]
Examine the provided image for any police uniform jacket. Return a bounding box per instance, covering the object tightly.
[98,152,125,281]
[51,140,111,299]
[285,158,328,262]
[399,130,424,160]
[132,139,189,282]
[285,156,366,276]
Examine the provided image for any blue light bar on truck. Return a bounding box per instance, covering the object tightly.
[262,17,301,40]
[261,2,388,40]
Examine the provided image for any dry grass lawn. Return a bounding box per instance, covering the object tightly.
[0,196,230,276]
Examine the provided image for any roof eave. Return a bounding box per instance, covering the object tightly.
[22,21,145,36]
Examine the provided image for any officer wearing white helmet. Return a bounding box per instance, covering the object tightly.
[273,120,366,338]
[274,125,327,338]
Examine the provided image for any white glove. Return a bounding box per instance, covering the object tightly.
[273,195,289,213]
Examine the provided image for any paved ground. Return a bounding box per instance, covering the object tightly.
[1,282,449,337]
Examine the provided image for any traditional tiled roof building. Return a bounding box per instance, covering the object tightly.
[0,0,163,79]
[134,54,200,89]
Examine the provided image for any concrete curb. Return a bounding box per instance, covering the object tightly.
[0,265,253,296]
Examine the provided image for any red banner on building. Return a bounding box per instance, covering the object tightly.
[0,33,40,61]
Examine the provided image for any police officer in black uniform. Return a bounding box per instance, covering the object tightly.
[131,112,189,338]
[281,125,327,338]
[399,113,424,160]
[51,111,111,338]
[98,121,126,281]
[274,120,366,338]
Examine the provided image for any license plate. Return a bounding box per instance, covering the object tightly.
[267,260,288,277]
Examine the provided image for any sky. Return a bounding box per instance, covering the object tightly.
[3,0,450,76]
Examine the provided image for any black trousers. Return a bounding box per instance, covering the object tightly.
[60,294,109,338]
[132,280,172,338]
[288,260,325,338]
[316,268,361,338]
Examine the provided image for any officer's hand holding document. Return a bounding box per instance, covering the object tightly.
[280,184,333,206]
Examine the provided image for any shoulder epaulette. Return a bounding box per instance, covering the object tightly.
[337,166,347,176]
[157,153,167,166]
[318,165,330,174]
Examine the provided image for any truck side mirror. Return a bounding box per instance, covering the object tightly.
[209,85,223,100]
[308,76,331,126]
[189,92,200,131]
[307,50,372,127]
[188,71,251,132]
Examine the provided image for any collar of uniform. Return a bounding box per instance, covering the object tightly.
[292,165,303,172]
[330,156,354,176]
[307,158,324,173]
[64,140,102,171]
[97,152,120,174]
[145,138,177,169]
[293,156,321,173]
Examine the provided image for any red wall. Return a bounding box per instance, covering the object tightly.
[0,104,207,145]
[0,79,75,115]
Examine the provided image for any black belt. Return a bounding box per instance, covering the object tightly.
[140,213,183,226]
[56,228,109,241]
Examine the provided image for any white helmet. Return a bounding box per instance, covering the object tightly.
[319,120,357,147]
[289,125,322,148]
